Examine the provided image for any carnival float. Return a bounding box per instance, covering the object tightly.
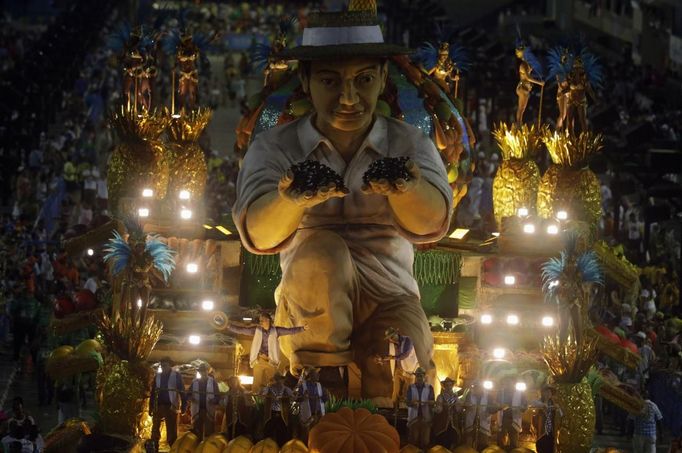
[43,1,648,452]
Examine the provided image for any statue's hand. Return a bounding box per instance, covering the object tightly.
[362,158,421,196]
[278,168,348,208]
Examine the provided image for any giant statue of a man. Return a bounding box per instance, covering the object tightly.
[233,3,452,399]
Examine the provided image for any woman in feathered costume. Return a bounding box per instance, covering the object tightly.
[514,34,545,124]
[103,221,175,324]
[251,17,296,87]
[546,46,573,129]
[566,45,603,134]
[412,26,470,99]
[542,235,603,346]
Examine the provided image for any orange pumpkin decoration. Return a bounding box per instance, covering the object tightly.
[308,407,399,453]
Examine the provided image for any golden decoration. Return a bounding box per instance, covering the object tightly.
[348,0,378,14]
[96,354,152,437]
[593,240,640,289]
[491,123,545,226]
[166,108,212,200]
[96,310,162,362]
[542,334,597,383]
[537,130,603,233]
[555,379,596,453]
[107,105,170,215]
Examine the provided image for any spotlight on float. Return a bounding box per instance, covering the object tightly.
[557,210,568,220]
[449,228,469,240]
[196,371,201,379]
[188,335,201,345]
[186,263,198,274]
[517,207,529,217]
[523,223,535,234]
[242,317,253,322]
[86,248,94,256]
[142,188,154,198]
[180,208,192,220]
[542,316,555,327]
[492,232,500,237]
[546,224,559,235]
[138,207,150,218]
[179,190,191,201]
[492,347,506,359]
[515,382,527,392]
[201,300,214,311]
[157,366,162,374]
[137,298,143,308]
[506,314,519,325]
[504,275,516,286]
[172,113,181,119]
[238,375,254,386]
[480,314,493,325]
[483,380,494,390]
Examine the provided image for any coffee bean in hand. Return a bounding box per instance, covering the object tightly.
[290,160,347,193]
[362,157,411,185]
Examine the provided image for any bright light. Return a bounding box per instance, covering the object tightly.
[449,228,469,240]
[172,114,182,119]
[86,248,94,256]
[515,382,527,392]
[483,380,494,390]
[216,226,232,236]
[506,314,520,325]
[517,207,529,217]
[546,224,559,235]
[480,314,493,325]
[492,347,506,359]
[180,208,193,220]
[549,280,559,289]
[186,263,198,273]
[492,232,500,237]
[523,223,535,234]
[142,188,154,198]
[201,300,215,311]
[137,298,143,308]
[179,190,191,200]
[504,275,516,285]
[196,371,201,379]
[203,224,214,230]
[542,316,555,327]
[242,317,253,322]
[157,366,162,374]
[138,207,150,218]
[188,335,201,345]
[557,210,568,220]
[238,375,254,385]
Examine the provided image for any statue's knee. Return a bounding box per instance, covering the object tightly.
[294,230,352,272]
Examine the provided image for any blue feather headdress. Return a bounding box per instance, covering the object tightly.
[412,22,470,73]
[546,46,573,82]
[515,26,544,79]
[107,22,134,53]
[577,46,604,90]
[251,16,296,71]
[541,234,603,299]
[103,225,176,283]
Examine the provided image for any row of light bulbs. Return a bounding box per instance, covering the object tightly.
[480,313,555,327]
[138,188,193,219]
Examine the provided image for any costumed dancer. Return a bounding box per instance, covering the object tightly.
[542,235,603,346]
[227,313,307,390]
[221,376,253,441]
[532,384,562,453]
[251,17,295,87]
[374,327,419,405]
[295,367,328,440]
[546,47,572,130]
[462,381,496,450]
[106,24,143,109]
[232,0,452,400]
[566,46,602,134]
[261,373,294,447]
[189,363,220,441]
[150,357,185,451]
[433,377,464,449]
[496,375,528,449]
[406,367,435,450]
[138,35,159,112]
[413,32,470,99]
[514,33,545,124]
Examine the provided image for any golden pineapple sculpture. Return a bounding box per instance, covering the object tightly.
[165,108,212,201]
[492,123,545,227]
[348,0,377,13]
[107,106,170,216]
[537,130,603,234]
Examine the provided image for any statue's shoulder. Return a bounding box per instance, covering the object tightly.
[252,117,304,146]
[383,116,434,148]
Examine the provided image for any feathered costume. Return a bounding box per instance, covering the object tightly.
[250,16,296,87]
[107,23,156,110]
[412,25,470,98]
[542,234,603,346]
[103,221,175,324]
[514,30,545,124]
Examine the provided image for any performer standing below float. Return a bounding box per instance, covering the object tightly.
[496,375,528,449]
[532,384,562,453]
[261,373,294,447]
[433,377,463,449]
[189,363,220,441]
[295,367,328,440]
[462,381,495,450]
[233,0,452,400]
[227,313,307,391]
[406,367,435,450]
[221,376,253,441]
[150,357,185,451]
[374,327,419,405]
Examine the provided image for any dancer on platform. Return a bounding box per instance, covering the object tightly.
[150,357,184,451]
[433,377,464,449]
[374,327,419,405]
[261,373,294,447]
[227,313,307,390]
[189,363,220,441]
[406,367,435,450]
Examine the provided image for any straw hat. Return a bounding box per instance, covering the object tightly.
[277,0,410,60]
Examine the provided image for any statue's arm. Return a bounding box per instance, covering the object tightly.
[246,191,304,251]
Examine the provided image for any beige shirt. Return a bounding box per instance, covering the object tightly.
[233,114,452,300]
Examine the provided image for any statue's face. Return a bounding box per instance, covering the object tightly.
[302,57,387,133]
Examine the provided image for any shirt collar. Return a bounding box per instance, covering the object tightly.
[297,114,388,158]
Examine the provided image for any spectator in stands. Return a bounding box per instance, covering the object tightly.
[629,389,663,453]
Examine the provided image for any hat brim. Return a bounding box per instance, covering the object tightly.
[277,43,412,61]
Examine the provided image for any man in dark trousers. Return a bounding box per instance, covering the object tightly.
[261,373,294,447]
[189,363,220,441]
[533,384,562,453]
[150,357,184,451]
[222,376,253,440]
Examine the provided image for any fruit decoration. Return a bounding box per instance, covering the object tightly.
[290,160,347,193]
[362,157,411,185]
